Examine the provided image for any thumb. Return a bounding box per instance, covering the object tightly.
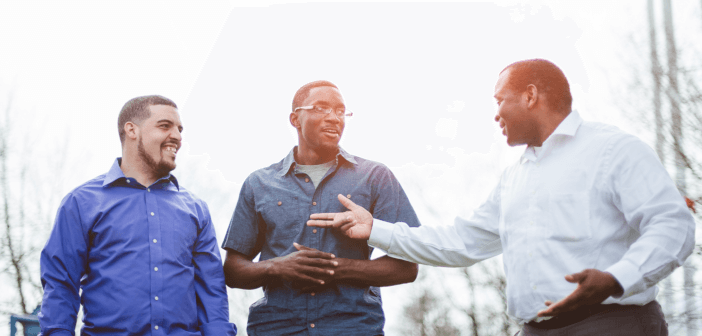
[337,194,360,211]
[293,242,308,251]
[565,270,587,283]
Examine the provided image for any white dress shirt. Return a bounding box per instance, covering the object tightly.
[368,110,695,324]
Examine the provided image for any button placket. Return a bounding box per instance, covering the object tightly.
[146,188,164,330]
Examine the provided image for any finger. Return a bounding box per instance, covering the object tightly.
[299,250,336,259]
[537,292,582,317]
[306,219,337,228]
[293,242,314,251]
[300,257,339,268]
[338,220,357,233]
[337,194,361,210]
[566,270,587,283]
[297,265,336,277]
[309,213,337,220]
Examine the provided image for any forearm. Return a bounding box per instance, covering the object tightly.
[369,218,502,267]
[333,256,418,287]
[223,253,276,289]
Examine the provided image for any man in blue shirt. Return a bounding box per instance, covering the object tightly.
[39,95,237,336]
[221,80,421,335]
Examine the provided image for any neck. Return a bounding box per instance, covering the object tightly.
[295,145,338,165]
[533,110,570,147]
[120,146,163,187]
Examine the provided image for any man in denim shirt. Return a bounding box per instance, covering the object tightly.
[222,80,421,335]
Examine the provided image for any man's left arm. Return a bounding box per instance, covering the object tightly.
[539,136,696,317]
[192,201,237,336]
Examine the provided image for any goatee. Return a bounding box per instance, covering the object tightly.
[138,137,175,179]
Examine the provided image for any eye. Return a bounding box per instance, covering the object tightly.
[314,106,327,113]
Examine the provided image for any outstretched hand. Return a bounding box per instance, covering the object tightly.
[537,269,623,317]
[306,194,374,240]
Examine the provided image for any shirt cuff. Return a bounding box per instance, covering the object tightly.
[605,259,644,299]
[368,219,396,252]
[200,321,237,336]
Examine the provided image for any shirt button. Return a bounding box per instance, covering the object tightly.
[531,190,535,195]
[313,229,317,234]
[310,323,315,328]
[312,201,317,206]
[346,194,351,198]
[155,296,159,300]
[150,212,155,216]
[533,285,537,290]
[277,201,282,206]
[154,267,158,271]
[126,179,130,183]
[530,221,534,225]
[311,292,315,296]
[305,178,310,183]
[147,188,151,192]
[153,239,157,243]
[154,326,159,330]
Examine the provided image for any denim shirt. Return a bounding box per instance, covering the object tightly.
[223,147,420,336]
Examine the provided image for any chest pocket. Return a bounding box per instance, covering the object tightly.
[329,193,372,213]
[546,169,592,241]
[261,195,305,242]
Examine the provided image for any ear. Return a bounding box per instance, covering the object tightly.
[290,112,301,129]
[525,84,539,109]
[124,121,139,141]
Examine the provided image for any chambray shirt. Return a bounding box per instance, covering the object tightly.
[222,147,420,336]
[39,158,237,336]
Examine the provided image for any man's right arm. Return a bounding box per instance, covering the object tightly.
[39,194,87,336]
[308,182,504,268]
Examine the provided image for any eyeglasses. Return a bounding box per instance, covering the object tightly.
[294,105,353,118]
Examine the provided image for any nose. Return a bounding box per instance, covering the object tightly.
[170,127,182,142]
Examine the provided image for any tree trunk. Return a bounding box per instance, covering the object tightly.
[648,0,676,318]
[662,1,696,336]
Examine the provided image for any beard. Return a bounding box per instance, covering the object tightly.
[137,137,176,178]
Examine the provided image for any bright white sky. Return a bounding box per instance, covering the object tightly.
[1,1,699,334]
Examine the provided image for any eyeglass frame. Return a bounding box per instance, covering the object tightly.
[294,105,353,118]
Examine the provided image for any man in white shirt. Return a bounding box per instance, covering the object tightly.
[307,59,696,335]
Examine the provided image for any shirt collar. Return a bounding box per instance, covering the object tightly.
[102,157,180,190]
[278,146,358,177]
[521,110,583,163]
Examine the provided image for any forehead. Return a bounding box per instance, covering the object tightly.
[304,86,344,106]
[494,69,513,95]
[146,104,181,123]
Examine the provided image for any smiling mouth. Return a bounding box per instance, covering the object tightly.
[163,144,179,155]
[322,129,340,136]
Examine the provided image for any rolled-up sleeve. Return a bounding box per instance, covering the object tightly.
[39,194,87,336]
[193,202,237,336]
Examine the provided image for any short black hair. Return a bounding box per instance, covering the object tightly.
[500,59,572,113]
[118,95,177,145]
[292,80,339,112]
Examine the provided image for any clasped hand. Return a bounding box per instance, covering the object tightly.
[270,242,338,292]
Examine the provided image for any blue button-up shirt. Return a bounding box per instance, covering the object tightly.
[39,158,237,336]
[222,147,420,336]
